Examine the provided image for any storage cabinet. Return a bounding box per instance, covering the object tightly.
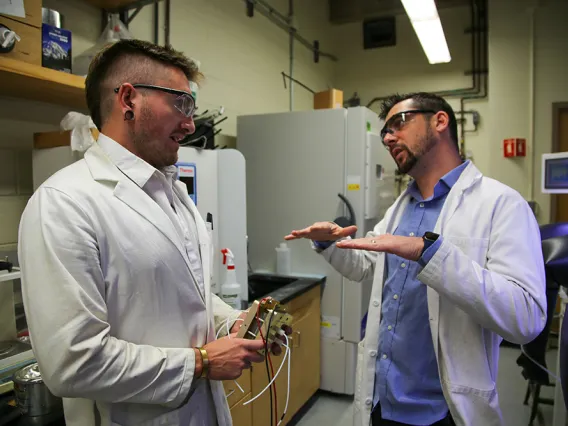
[223,369,251,408]
[229,392,252,426]
[251,285,321,426]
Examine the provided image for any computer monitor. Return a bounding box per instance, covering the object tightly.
[542,152,568,194]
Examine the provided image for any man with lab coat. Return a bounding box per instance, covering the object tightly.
[18,40,273,426]
[286,93,546,426]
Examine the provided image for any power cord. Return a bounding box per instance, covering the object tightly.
[218,307,292,420]
[243,338,290,406]
[266,308,277,426]
[256,302,274,426]
[277,331,291,426]
[520,345,561,382]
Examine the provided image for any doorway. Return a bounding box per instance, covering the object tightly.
[552,103,568,222]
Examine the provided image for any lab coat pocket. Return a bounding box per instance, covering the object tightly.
[111,408,181,426]
[444,381,501,426]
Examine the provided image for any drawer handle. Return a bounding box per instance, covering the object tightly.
[226,389,236,398]
[292,331,301,349]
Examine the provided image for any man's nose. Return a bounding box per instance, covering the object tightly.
[181,117,196,135]
[383,132,397,148]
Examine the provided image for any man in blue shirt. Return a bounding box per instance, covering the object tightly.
[287,93,467,425]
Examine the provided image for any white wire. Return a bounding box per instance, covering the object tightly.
[277,335,291,426]
[520,345,561,383]
[215,313,246,393]
[243,340,290,406]
[216,311,244,340]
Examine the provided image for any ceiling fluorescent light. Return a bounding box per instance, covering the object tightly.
[401,0,451,64]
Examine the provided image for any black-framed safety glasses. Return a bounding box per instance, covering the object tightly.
[380,109,437,145]
[114,84,196,118]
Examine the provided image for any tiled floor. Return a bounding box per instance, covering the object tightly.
[295,346,559,426]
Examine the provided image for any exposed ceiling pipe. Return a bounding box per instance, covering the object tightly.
[288,0,294,111]
[165,0,171,46]
[153,0,159,44]
[366,0,483,109]
[244,0,338,62]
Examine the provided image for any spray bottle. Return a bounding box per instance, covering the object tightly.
[220,248,242,310]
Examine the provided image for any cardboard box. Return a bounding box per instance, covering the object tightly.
[34,129,100,150]
[0,0,43,28]
[0,17,41,66]
[314,89,344,110]
[42,23,72,73]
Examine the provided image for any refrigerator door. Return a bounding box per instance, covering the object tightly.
[238,109,348,339]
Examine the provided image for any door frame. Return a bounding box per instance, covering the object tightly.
[550,102,568,223]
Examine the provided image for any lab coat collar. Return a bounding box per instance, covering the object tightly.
[96,133,156,188]
[385,161,483,237]
[83,139,202,292]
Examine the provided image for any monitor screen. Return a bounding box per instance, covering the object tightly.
[542,153,568,194]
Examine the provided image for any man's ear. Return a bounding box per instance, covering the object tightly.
[433,111,450,134]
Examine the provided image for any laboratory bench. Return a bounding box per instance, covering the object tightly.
[0,275,324,426]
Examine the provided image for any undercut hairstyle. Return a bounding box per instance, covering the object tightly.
[379,92,459,151]
[85,39,202,129]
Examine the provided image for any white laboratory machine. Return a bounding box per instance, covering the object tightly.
[175,147,248,300]
[542,152,568,194]
[0,267,35,394]
[541,152,568,426]
[32,144,248,302]
[237,106,396,394]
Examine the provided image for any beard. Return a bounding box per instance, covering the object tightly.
[394,125,437,175]
[130,104,178,169]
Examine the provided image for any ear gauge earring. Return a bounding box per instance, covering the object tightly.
[124,110,135,121]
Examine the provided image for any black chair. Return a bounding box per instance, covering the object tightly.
[516,224,568,425]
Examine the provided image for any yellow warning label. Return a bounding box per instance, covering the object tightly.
[347,184,360,191]
[321,322,331,328]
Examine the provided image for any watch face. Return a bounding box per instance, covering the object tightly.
[424,232,439,241]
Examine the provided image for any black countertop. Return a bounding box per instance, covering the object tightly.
[247,274,325,306]
[0,400,64,426]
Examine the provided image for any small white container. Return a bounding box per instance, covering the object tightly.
[276,242,291,275]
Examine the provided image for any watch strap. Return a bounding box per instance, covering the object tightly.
[421,232,439,256]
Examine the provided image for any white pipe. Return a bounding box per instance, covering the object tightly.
[527,6,536,203]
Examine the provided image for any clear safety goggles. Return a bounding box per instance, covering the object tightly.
[380,109,436,145]
[114,83,196,118]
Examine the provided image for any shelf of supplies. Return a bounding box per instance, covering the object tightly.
[0,268,21,283]
[0,57,86,109]
[84,0,163,12]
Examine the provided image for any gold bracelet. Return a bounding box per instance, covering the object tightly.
[197,347,209,379]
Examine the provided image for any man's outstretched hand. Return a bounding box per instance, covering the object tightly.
[285,222,357,242]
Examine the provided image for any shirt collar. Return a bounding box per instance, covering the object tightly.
[97,133,176,189]
[407,160,471,202]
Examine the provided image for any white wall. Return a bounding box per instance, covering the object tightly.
[65,0,337,135]
[332,0,568,224]
[0,0,337,248]
[532,0,568,222]
[332,6,490,175]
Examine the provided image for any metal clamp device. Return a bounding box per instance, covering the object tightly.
[236,297,293,354]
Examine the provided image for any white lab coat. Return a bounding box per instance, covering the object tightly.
[320,162,546,426]
[18,141,237,426]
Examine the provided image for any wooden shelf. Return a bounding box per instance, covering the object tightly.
[0,57,86,110]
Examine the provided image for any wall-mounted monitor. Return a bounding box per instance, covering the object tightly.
[542,152,568,194]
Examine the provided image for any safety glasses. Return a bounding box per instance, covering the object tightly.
[114,84,196,118]
[380,109,436,145]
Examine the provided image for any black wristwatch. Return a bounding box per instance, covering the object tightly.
[421,232,440,256]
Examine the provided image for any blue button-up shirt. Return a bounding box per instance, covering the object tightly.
[374,161,469,424]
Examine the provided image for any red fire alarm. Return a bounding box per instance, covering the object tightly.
[516,138,526,157]
[503,138,527,157]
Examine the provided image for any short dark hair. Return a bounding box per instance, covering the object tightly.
[378,92,458,150]
[85,39,202,129]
